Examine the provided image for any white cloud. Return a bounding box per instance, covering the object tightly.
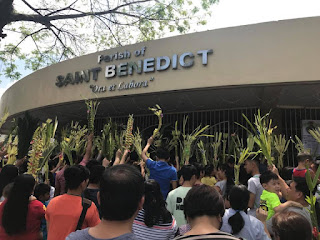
[207,0,320,30]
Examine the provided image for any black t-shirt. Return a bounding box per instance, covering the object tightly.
[83,188,101,217]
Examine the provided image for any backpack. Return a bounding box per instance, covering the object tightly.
[75,197,92,231]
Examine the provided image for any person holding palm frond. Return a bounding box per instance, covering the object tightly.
[141,137,178,199]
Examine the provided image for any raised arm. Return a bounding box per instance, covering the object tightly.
[50,153,64,173]
[270,164,289,200]
[79,133,94,166]
[274,201,303,213]
[120,149,130,165]
[113,149,122,166]
[140,161,146,178]
[141,137,153,162]
[96,150,103,162]
[15,156,27,168]
[175,155,180,171]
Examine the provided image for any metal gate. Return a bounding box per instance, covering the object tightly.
[96,107,320,167]
[97,107,258,138]
[96,107,258,158]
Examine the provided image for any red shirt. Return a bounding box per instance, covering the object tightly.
[293,168,308,178]
[0,199,45,240]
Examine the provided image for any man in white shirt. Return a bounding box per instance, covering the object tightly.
[166,165,196,227]
[244,158,264,217]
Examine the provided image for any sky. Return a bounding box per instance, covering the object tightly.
[1,0,320,97]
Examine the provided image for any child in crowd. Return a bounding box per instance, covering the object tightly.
[34,183,51,240]
[293,152,314,178]
[215,164,234,198]
[201,165,216,187]
[193,162,204,186]
[221,185,270,240]
[142,137,178,199]
[260,171,302,220]
[244,158,264,217]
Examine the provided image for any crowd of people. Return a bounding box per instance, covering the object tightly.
[0,134,317,240]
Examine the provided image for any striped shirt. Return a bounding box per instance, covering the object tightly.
[133,209,178,240]
[174,232,241,240]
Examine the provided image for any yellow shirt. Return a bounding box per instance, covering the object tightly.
[201,176,217,187]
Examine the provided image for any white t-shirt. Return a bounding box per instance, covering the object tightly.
[166,186,191,227]
[247,174,264,217]
[215,179,227,196]
[221,209,270,240]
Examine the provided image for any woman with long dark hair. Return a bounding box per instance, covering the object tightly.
[133,179,177,240]
[0,165,18,201]
[214,164,234,197]
[0,174,45,240]
[220,185,270,240]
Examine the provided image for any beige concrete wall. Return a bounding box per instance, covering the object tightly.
[2,17,320,117]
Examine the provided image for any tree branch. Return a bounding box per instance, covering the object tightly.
[45,0,80,17]
[21,0,43,16]
[8,27,47,55]
[9,0,153,24]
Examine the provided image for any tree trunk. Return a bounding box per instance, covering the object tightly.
[0,0,14,39]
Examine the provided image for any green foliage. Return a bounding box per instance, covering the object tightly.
[85,99,100,133]
[291,135,308,154]
[232,134,260,185]
[169,121,181,157]
[95,120,117,160]
[221,133,228,163]
[115,128,126,151]
[133,128,143,156]
[17,112,39,159]
[212,132,222,168]
[28,118,58,180]
[274,134,290,169]
[124,115,134,149]
[306,167,320,238]
[237,109,276,166]
[197,140,207,165]
[60,121,88,164]
[180,116,212,165]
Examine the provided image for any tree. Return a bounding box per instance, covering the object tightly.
[0,0,217,80]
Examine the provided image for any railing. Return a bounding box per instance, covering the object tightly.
[96,107,320,167]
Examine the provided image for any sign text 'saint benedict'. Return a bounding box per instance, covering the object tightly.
[55,47,213,89]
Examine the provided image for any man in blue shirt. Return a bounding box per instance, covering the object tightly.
[142,136,178,199]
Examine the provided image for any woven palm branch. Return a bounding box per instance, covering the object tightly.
[169,121,181,157]
[237,109,276,166]
[274,134,290,169]
[197,140,207,166]
[149,105,163,138]
[180,116,212,165]
[124,115,134,149]
[85,99,100,133]
[212,132,222,168]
